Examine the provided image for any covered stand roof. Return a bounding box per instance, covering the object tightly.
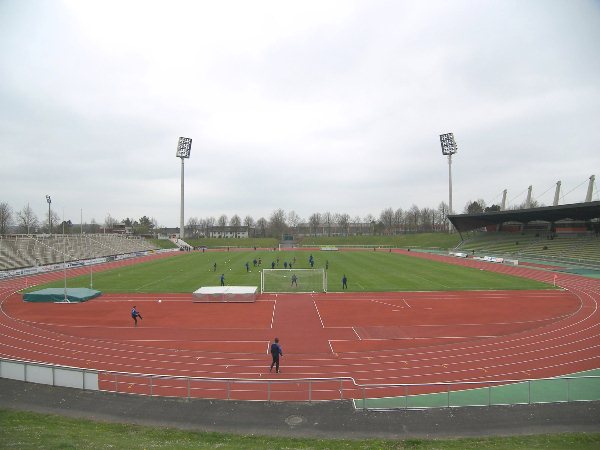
[448,201,600,234]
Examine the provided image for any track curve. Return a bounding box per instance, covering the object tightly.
[1,251,599,401]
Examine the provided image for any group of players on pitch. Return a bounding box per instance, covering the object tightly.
[129,255,348,374]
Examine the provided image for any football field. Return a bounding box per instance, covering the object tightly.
[33,249,553,293]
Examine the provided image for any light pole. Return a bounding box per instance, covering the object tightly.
[46,195,52,234]
[439,133,458,233]
[176,137,192,239]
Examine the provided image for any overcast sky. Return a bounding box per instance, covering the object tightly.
[1,0,599,228]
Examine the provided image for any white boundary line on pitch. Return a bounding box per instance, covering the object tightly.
[133,274,174,292]
[352,327,362,340]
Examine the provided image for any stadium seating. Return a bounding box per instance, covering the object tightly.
[0,234,159,271]
[456,232,600,267]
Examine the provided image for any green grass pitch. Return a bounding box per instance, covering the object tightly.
[33,250,553,293]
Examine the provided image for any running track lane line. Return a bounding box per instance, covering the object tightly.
[1,252,599,399]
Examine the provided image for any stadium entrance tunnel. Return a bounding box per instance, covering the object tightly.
[23,288,102,303]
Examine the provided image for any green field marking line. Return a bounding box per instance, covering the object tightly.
[353,368,600,409]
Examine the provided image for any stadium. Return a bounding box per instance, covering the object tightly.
[1,194,600,438]
[3,1,600,447]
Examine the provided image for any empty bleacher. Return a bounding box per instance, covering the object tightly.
[456,232,600,267]
[0,234,159,271]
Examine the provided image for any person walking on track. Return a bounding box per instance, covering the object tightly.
[269,337,283,373]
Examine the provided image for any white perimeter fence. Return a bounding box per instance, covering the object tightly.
[0,358,98,390]
[2,357,599,409]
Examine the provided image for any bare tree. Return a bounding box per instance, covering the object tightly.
[352,215,362,234]
[518,199,541,209]
[17,204,39,234]
[0,202,13,235]
[243,215,254,228]
[104,213,118,231]
[420,207,435,232]
[44,210,61,234]
[308,213,321,236]
[204,216,216,236]
[243,215,255,237]
[269,208,287,238]
[406,205,419,232]
[186,217,199,237]
[217,214,228,228]
[322,211,333,236]
[364,214,375,234]
[230,214,241,227]
[88,218,100,233]
[287,210,301,232]
[380,207,394,235]
[256,217,268,237]
[437,202,449,232]
[393,208,404,234]
[337,213,350,236]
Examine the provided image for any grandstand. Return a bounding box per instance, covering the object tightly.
[455,232,600,267]
[450,201,600,268]
[0,234,159,271]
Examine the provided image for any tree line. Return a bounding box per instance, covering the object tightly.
[1,197,519,238]
[184,203,454,238]
[0,202,159,236]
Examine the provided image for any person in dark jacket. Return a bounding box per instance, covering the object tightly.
[131,306,143,327]
[269,337,283,373]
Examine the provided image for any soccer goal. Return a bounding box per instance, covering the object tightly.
[261,268,327,294]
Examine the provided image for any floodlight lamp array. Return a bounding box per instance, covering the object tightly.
[176,137,192,158]
[440,133,458,156]
[46,195,51,204]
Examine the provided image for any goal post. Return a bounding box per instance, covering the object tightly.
[261,268,327,294]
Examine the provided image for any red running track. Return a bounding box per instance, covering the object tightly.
[0,251,599,401]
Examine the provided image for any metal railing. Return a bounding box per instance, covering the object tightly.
[355,377,600,409]
[2,357,599,409]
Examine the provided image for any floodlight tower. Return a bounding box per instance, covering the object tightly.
[176,137,192,239]
[439,133,458,232]
[45,195,52,234]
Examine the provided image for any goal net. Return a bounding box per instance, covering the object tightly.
[261,268,327,294]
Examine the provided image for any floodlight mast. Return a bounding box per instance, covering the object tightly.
[439,133,458,233]
[176,137,192,239]
[46,195,52,234]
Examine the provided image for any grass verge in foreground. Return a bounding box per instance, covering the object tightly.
[1,408,599,450]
